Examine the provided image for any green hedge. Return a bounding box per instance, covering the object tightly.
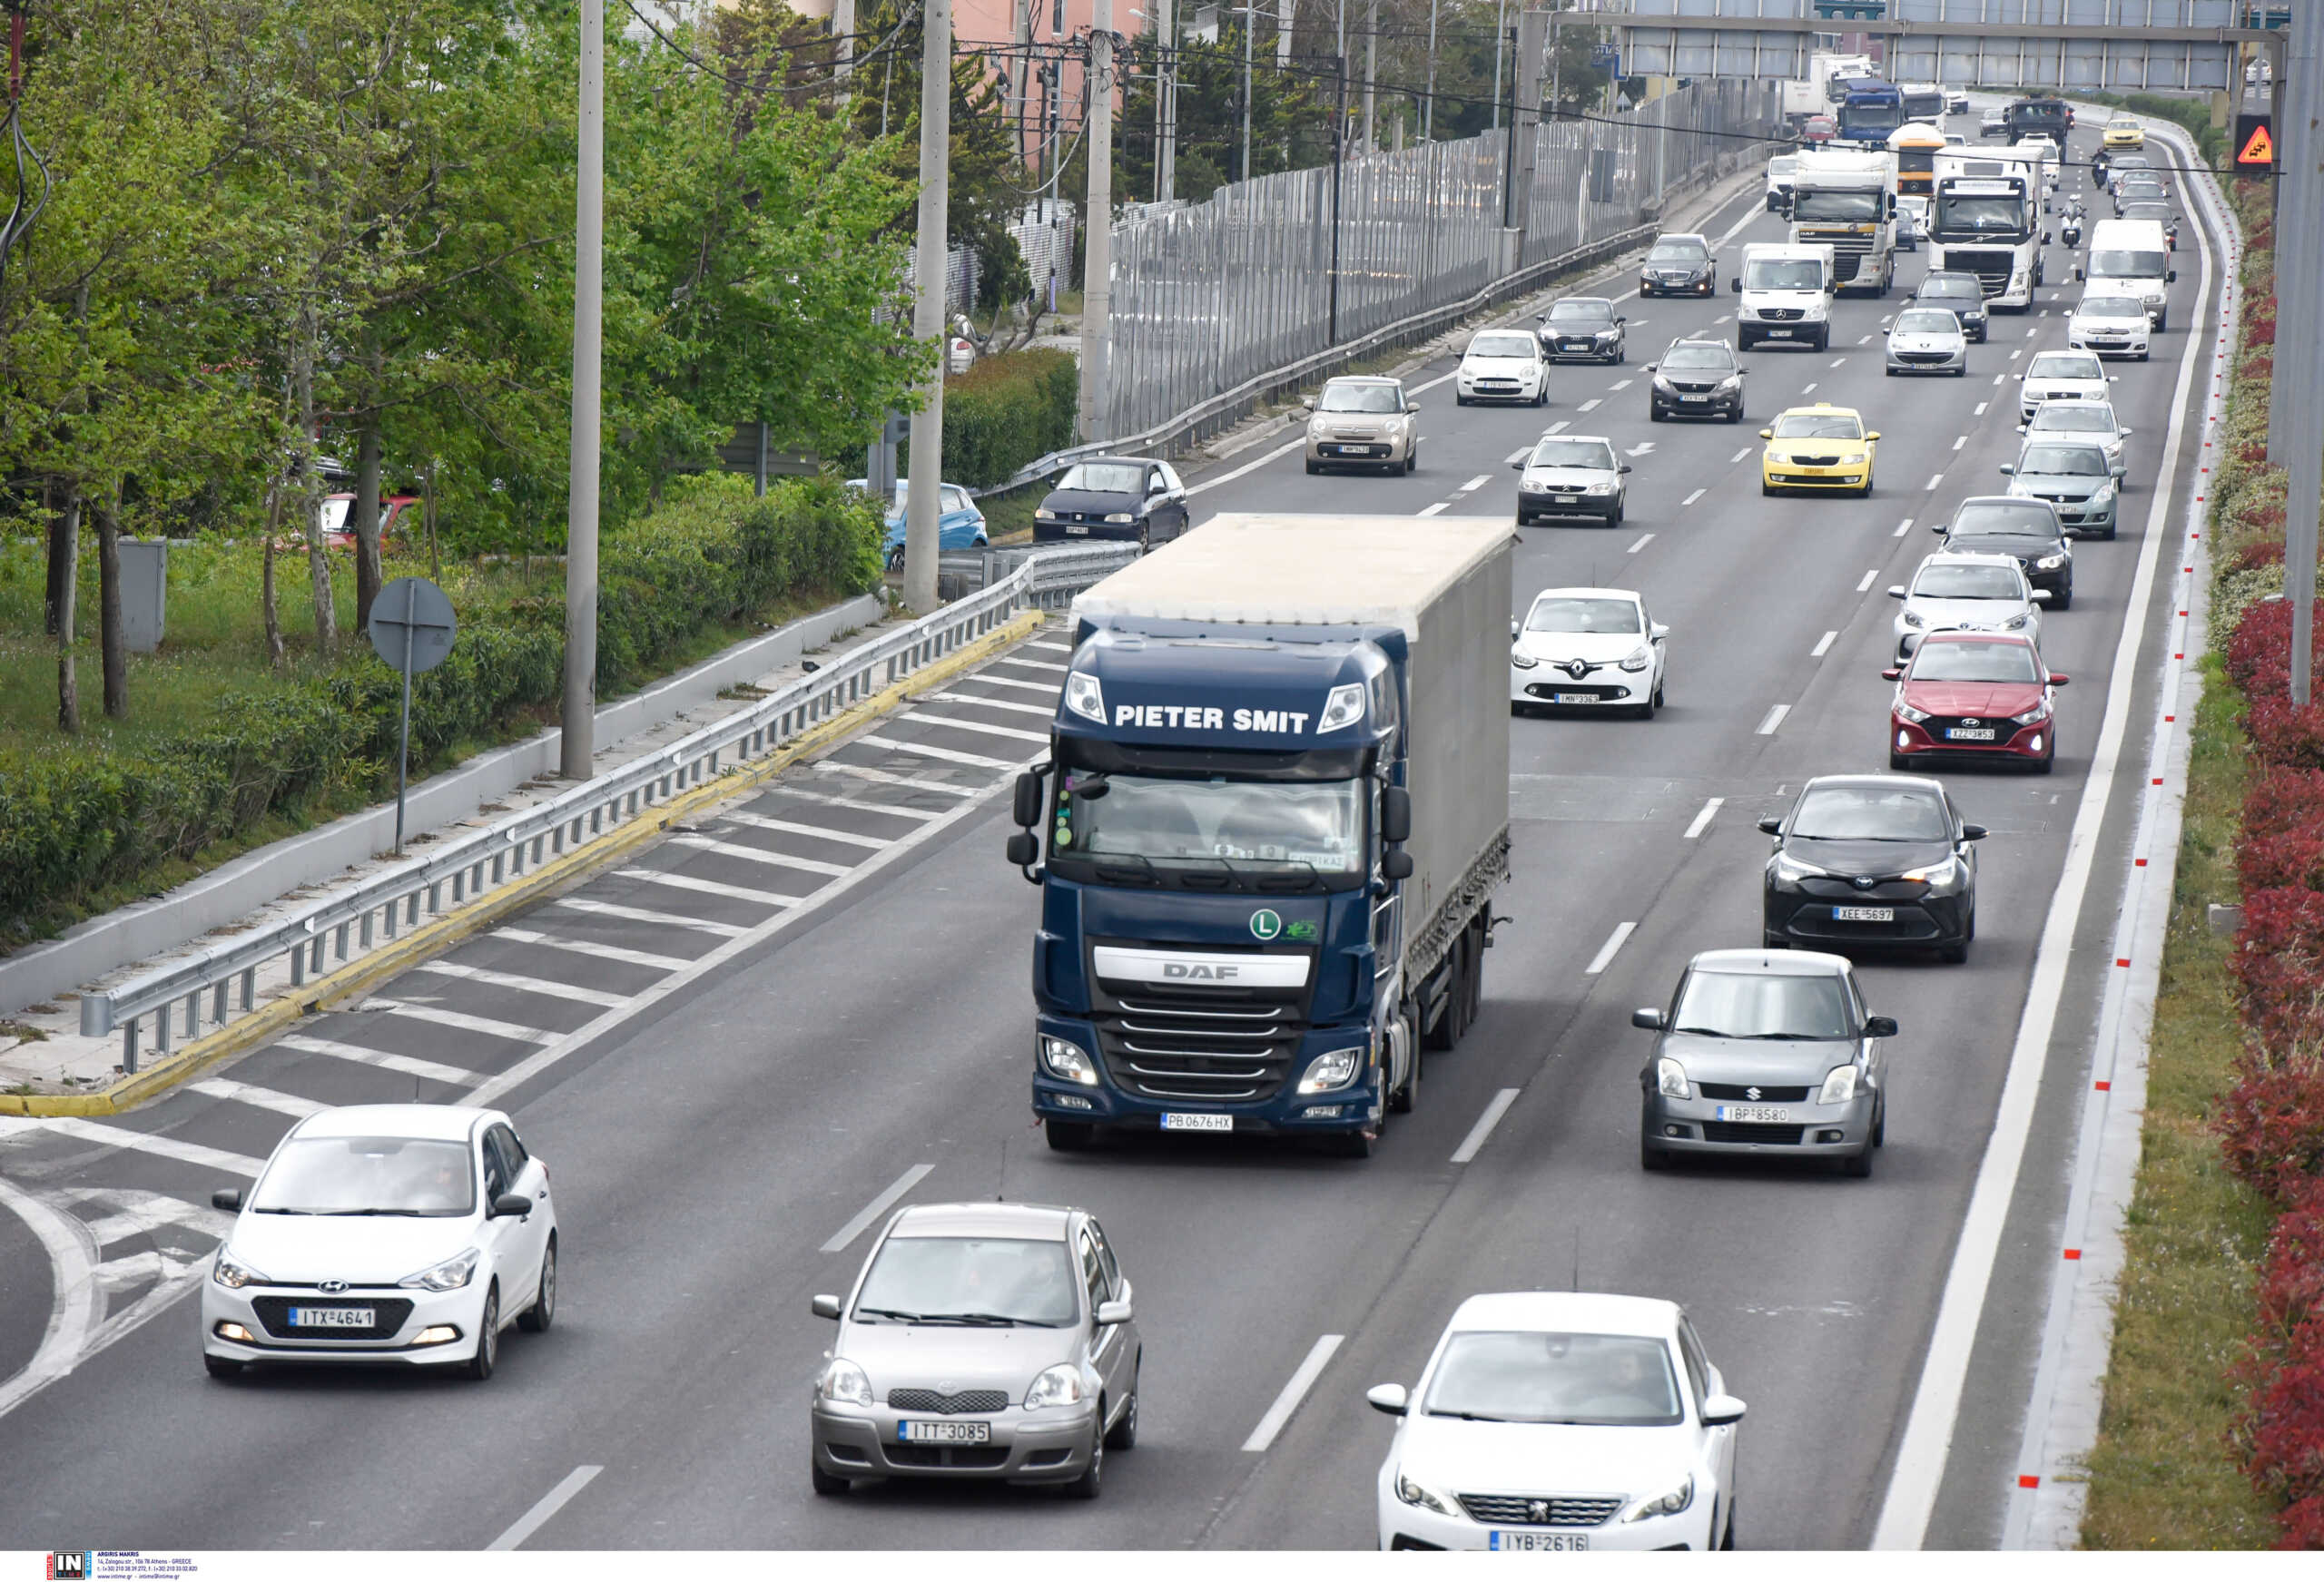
[2073,89,2230,170]
[936,349,1078,488]
[0,476,884,939]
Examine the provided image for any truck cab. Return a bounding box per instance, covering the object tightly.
[1929,150,2048,310]
[1733,241,1837,350]
[2006,96,2071,146]
[1788,148,1897,294]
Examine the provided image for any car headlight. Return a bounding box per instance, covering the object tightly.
[1837,451,1866,466]
[1620,1474,1694,1523]
[1717,375,1742,392]
[1585,481,1615,495]
[1025,1363,1087,1410]
[1595,327,1620,340]
[1618,645,1652,673]
[2011,700,2053,724]
[1297,1046,1364,1095]
[818,1356,874,1409]
[1040,1034,1100,1086]
[1896,700,1932,724]
[1656,1057,1690,1101]
[1772,851,1828,882]
[1817,1065,1861,1105]
[1652,374,1676,392]
[1035,506,1060,521]
[1395,1469,1458,1515]
[399,1246,480,1292]
[1103,512,1136,525]
[212,1253,271,1290]
[2088,482,2116,509]
[2004,613,2028,630]
[1510,646,1539,669]
[1901,855,1958,885]
[2036,551,2069,569]
[1307,418,1326,436]
[1900,610,1924,629]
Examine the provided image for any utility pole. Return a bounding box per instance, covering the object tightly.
[1078,0,1116,442]
[903,0,951,615]
[1424,0,1440,142]
[1012,0,1032,162]
[1362,0,1376,153]
[1240,3,1255,180]
[2285,0,2321,705]
[560,0,603,781]
[1329,52,1347,341]
[1157,0,1176,202]
[1492,0,1507,131]
[834,0,857,77]
[1277,0,1293,66]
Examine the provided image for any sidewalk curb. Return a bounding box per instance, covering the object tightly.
[0,609,1045,1119]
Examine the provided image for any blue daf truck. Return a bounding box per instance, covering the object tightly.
[1003,515,1512,1157]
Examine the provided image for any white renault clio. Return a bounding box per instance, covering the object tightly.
[1369,1292,1743,1551]
[202,1104,556,1381]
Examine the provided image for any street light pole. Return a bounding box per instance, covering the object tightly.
[560,0,603,781]
[903,0,951,615]
[1424,0,1440,142]
[2285,1,2322,705]
[1241,5,1254,180]
[1078,0,1116,442]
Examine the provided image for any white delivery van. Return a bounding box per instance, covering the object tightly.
[2076,218,2176,329]
[1733,241,1838,351]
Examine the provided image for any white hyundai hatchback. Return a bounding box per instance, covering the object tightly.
[1370,1292,1744,1551]
[202,1104,556,1381]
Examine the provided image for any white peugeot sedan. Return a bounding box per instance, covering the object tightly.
[1456,328,1551,408]
[1887,551,2047,662]
[1511,586,1668,719]
[1883,307,1968,378]
[1370,1292,1744,1551]
[2065,293,2152,360]
[2015,350,2115,422]
[202,1104,556,1381]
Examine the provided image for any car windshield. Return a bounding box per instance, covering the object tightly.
[1768,157,1797,176]
[1317,383,1403,413]
[2110,157,2151,174]
[1772,412,1863,439]
[1648,241,1708,262]
[1671,969,1856,1040]
[251,1135,476,1216]
[2090,250,2166,279]
[1059,771,1364,874]
[852,1235,1078,1326]
[1951,501,2057,536]
[1894,310,1955,334]
[1794,190,1882,221]
[1790,785,1951,841]
[1919,277,1977,299]
[2031,407,2114,433]
[1910,640,2043,683]
[2122,203,2172,221]
[2021,445,2109,476]
[2028,353,2102,379]
[1547,300,1613,324]
[1468,333,1537,359]
[2078,297,2144,318]
[1527,439,1617,471]
[1915,565,2023,600]
[1423,1331,1685,1428]
[1744,259,1824,290]
[1525,596,1640,635]
[1058,462,1145,494]
[1660,342,1731,369]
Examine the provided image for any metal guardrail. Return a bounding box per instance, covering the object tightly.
[82,543,1140,1071]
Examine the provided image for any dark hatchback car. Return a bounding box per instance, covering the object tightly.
[1032,457,1190,549]
[1759,773,1985,962]
[1647,338,1748,423]
[1536,296,1627,363]
[1912,270,1990,342]
[1933,496,2074,606]
[1640,233,1717,298]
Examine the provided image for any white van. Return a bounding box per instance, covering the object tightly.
[1732,241,1837,350]
[2076,217,2177,329]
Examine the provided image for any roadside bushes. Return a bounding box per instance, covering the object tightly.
[937,349,1078,488]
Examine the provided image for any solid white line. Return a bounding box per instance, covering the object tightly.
[1626,533,1653,554]
[1729,447,1751,463]
[854,733,1017,771]
[0,1174,102,1424]
[1857,568,1880,591]
[821,1164,935,1254]
[494,928,694,973]
[1416,502,1450,516]
[1756,703,1789,735]
[1607,379,1632,392]
[1242,1334,1345,1452]
[1546,420,1571,435]
[1893,516,1915,537]
[1583,921,1636,977]
[413,960,632,1008]
[1974,401,1989,417]
[1577,398,1601,412]
[1451,1089,1522,1164]
[488,1465,605,1552]
[188,1078,325,1119]
[1681,487,1706,506]
[813,762,980,797]
[1682,797,1722,840]
[276,1034,485,1088]
[1953,436,1968,450]
[1186,436,1305,496]
[616,867,801,908]
[1459,474,1491,492]
[24,1116,267,1178]
[553,896,752,935]
[1925,473,1945,491]
[381,1003,556,1046]
[902,709,1051,741]
[1811,630,1837,657]
[1872,148,2214,1552]
[724,811,898,847]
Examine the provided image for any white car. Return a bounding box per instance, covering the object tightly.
[1883,307,1967,377]
[2066,293,2152,359]
[1512,434,1630,526]
[2016,350,2115,421]
[1946,87,1971,114]
[1888,551,2046,662]
[1370,1292,1744,1552]
[1456,328,1551,408]
[1511,585,1667,719]
[2019,398,2132,473]
[202,1104,556,1381]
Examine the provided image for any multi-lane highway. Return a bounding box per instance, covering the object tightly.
[0,110,2221,1550]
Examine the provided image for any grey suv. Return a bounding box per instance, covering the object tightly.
[811,1202,1142,1498]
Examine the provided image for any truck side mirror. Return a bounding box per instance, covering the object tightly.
[2167,268,2178,282]
[1011,770,1044,827]
[1381,848,1415,882]
[1730,277,1742,292]
[1381,785,1413,845]
[2073,265,2084,280]
[1005,830,1039,868]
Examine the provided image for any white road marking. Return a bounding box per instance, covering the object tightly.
[1028,640,1072,653]
[1505,447,1531,463]
[1953,436,1968,450]
[0,1174,102,1423]
[724,811,898,846]
[1416,502,1450,516]
[1451,1089,1522,1164]
[1715,313,1732,323]
[494,928,694,973]
[1994,372,2007,385]
[1184,436,1305,497]
[413,960,632,1008]
[381,1003,556,1046]
[1459,474,1491,492]
[767,781,948,820]
[1812,630,1838,657]
[1729,447,1751,463]
[1243,1334,1345,1452]
[615,867,801,908]
[187,1078,325,1120]
[1831,356,1847,368]
[992,655,1068,673]
[488,1465,605,1552]
[1974,401,1988,416]
[1577,398,1601,412]
[821,1163,935,1254]
[1626,441,1656,457]
[73,1190,236,1247]
[1584,922,1637,977]
[854,733,1018,771]
[1683,798,1723,840]
[1546,420,1571,434]
[1756,703,1790,735]
[1608,379,1632,392]
[1802,382,1817,394]
[1925,474,1945,491]
[276,1033,487,1087]
[1894,516,1915,536]
[1627,533,1654,554]
[552,896,753,936]
[1856,334,1873,345]
[2024,325,2039,338]
[1682,487,1706,506]
[917,691,1055,719]
[813,762,981,797]
[93,1248,202,1292]
[18,1116,267,1178]
[953,673,1059,696]
[896,712,1050,744]
[2010,347,2024,359]
[1858,568,1880,592]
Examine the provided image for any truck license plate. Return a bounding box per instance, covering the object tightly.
[1161,1113,1233,1132]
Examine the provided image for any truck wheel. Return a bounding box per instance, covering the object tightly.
[1045,1119,1097,1153]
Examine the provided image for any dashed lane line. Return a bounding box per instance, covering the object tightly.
[1584,921,1638,977]
[1925,474,1946,491]
[1577,398,1601,412]
[276,1033,487,1087]
[821,1163,936,1254]
[1757,703,1790,735]
[1974,401,1989,417]
[1451,1089,1522,1164]
[1243,1335,1345,1452]
[1953,436,1968,450]
[553,896,754,936]
[1683,798,1722,840]
[489,1466,606,1553]
[1627,534,1654,554]
[1417,502,1450,516]
[1812,630,1838,657]
[1682,488,1706,506]
[1857,568,1880,592]
[1459,475,1491,492]
[1894,517,1915,536]
[1608,379,1633,392]
[1729,447,1750,463]
[1802,382,1817,394]
[1546,420,1571,435]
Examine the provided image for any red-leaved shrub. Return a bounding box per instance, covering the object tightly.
[2217,1054,2324,1206]
[2245,767,2324,845]
[2233,1182,2324,1542]
[2249,696,2324,771]
[2241,825,2324,895]
[2232,889,2324,1052]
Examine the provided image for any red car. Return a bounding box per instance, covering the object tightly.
[320,492,419,552]
[1882,632,2068,773]
[1802,115,1837,144]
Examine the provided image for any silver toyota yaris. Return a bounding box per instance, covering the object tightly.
[810,1202,1143,1498]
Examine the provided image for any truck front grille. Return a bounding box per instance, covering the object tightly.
[1942,249,2016,297]
[1100,992,1297,1101]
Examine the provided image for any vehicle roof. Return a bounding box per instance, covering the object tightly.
[1531,585,1640,603]
[1550,294,1615,308]
[1446,1292,1681,1339]
[1687,948,1854,978]
[294,1104,489,1143]
[1079,454,1163,467]
[1322,374,1403,388]
[1915,628,2036,647]
[1918,549,2025,572]
[887,1202,1075,1240]
[2027,398,2117,416]
[1663,335,1736,352]
[1652,231,1709,245]
[1772,401,1862,418]
[1528,432,1615,448]
[1803,771,1947,798]
[1951,494,2061,516]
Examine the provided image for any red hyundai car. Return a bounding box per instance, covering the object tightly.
[1883,631,2068,772]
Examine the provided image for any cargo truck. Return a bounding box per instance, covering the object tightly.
[1004,515,1512,1159]
[1929,147,2050,310]
[1789,147,1898,294]
[1781,51,1877,125]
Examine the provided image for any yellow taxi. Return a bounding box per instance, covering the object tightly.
[2103,114,2146,150]
[1759,403,1879,497]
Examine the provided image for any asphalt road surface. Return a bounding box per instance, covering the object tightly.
[0,111,2218,1551]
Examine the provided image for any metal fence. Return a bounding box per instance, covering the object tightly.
[81,544,1142,1072]
[1099,78,1780,440]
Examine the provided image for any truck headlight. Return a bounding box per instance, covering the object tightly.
[1317,682,1367,733]
[1817,1065,1861,1105]
[1297,1047,1364,1094]
[1656,1057,1690,1100]
[1063,670,1107,724]
[1039,1035,1099,1086]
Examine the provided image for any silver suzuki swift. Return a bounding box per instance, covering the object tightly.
[810,1202,1143,1498]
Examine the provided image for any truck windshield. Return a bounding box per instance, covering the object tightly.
[1059,772,1364,878]
[1934,194,2025,232]
[2089,250,2167,279]
[1746,259,1823,290]
[1793,190,1882,222]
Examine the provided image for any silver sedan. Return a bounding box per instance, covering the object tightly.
[1883,307,1968,378]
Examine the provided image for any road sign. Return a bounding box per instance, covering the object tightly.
[369,576,458,851]
[2237,113,2275,167]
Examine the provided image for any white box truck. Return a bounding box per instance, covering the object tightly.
[1788,148,1898,294]
[1928,147,2050,310]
